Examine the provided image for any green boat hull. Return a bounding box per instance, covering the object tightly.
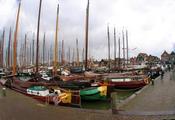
[80,93,107,101]
[80,86,107,101]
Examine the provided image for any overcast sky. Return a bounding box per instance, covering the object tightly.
[0,0,175,60]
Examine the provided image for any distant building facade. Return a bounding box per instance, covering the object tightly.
[161,51,170,64]
[170,51,175,64]
[130,57,137,65]
[136,53,148,65]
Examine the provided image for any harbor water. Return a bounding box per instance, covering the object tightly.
[81,89,138,110]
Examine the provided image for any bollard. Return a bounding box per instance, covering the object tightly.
[111,92,118,114]
[2,87,6,97]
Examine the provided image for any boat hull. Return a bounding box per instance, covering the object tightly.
[80,86,107,101]
[100,76,150,89]
[110,80,147,89]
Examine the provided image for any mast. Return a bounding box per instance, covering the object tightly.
[32,33,35,65]
[26,38,29,67]
[20,42,23,68]
[35,0,42,74]
[43,32,45,65]
[68,47,71,66]
[118,34,121,70]
[1,29,5,68]
[107,25,111,71]
[54,4,59,75]
[72,48,75,66]
[49,45,52,67]
[114,27,116,69]
[76,38,79,66]
[8,27,12,68]
[126,29,129,66]
[5,49,8,68]
[122,30,125,69]
[29,42,32,65]
[10,31,13,68]
[61,39,64,65]
[47,48,50,66]
[13,1,21,75]
[85,0,89,70]
[82,48,85,65]
[24,33,27,68]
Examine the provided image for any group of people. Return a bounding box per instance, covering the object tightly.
[147,69,164,85]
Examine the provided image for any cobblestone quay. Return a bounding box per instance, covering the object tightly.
[119,69,175,115]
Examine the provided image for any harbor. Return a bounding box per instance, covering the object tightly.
[0,70,175,120]
[0,0,175,119]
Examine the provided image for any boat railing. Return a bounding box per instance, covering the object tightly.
[105,75,147,81]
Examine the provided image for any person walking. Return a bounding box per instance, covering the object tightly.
[160,70,164,80]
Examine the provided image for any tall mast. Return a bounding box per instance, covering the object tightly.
[54,4,59,75]
[122,30,125,69]
[10,30,13,68]
[29,43,32,65]
[107,25,111,71]
[32,33,35,65]
[47,48,50,66]
[76,38,79,66]
[82,48,85,65]
[114,27,116,69]
[49,45,52,67]
[1,29,5,68]
[85,0,89,70]
[72,48,75,66]
[118,34,121,70]
[24,33,27,68]
[126,29,129,66]
[13,1,21,75]
[68,47,71,66]
[20,42,23,67]
[26,38,29,66]
[5,49,8,68]
[61,39,64,65]
[43,32,45,65]
[8,27,12,68]
[35,0,42,74]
